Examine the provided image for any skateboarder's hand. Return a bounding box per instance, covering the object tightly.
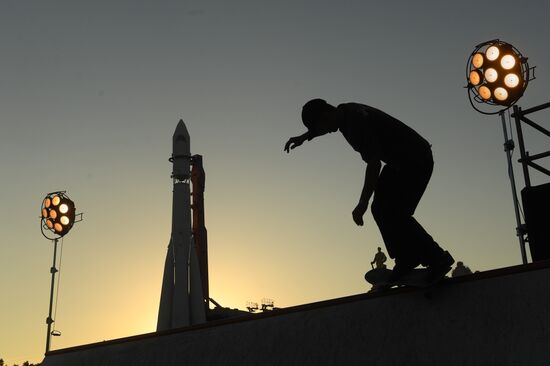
[284,136,305,153]
[352,202,368,226]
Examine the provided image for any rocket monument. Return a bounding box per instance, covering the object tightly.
[157,120,206,330]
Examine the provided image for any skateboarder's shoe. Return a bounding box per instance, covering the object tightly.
[388,258,421,284]
[425,251,454,282]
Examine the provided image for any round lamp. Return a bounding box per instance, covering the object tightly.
[466,39,532,114]
[41,191,76,238]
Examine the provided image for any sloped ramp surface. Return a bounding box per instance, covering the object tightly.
[42,261,550,366]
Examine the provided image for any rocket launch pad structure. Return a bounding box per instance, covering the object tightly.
[157,120,208,330]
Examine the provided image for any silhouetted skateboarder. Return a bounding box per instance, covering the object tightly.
[284,99,454,284]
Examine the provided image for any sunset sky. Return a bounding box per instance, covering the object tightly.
[2,1,550,364]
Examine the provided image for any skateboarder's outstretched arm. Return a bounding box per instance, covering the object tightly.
[352,160,381,226]
[284,130,323,153]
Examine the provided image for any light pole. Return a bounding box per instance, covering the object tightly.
[465,39,535,264]
[40,191,81,353]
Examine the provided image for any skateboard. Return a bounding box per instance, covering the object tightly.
[364,267,448,291]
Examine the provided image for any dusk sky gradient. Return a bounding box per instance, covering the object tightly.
[2,1,550,364]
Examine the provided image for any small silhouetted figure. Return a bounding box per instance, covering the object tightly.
[284,99,454,282]
[371,247,387,269]
[452,261,473,277]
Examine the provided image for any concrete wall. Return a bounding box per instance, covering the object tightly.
[42,262,550,366]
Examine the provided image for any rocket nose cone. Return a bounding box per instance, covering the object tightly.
[174,119,190,138]
[173,119,190,154]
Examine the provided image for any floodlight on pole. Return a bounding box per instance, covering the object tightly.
[465,39,536,264]
[40,190,82,354]
[466,39,534,115]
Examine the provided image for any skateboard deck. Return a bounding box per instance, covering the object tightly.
[364,267,446,289]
